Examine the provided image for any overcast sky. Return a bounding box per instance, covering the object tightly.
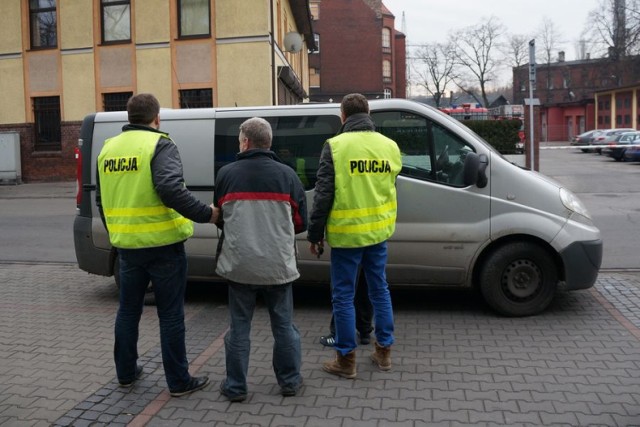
[385,0,600,59]
[385,0,602,89]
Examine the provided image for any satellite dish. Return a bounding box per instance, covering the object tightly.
[283,32,303,53]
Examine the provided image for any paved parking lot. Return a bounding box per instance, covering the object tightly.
[1,263,639,426]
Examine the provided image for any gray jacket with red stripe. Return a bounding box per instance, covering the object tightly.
[213,148,308,285]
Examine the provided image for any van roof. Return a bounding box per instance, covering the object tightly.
[92,98,433,122]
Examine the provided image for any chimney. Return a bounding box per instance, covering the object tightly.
[558,51,565,62]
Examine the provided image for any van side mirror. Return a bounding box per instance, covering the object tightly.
[462,152,489,188]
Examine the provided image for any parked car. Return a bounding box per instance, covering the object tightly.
[571,130,599,152]
[591,128,637,154]
[623,144,640,162]
[602,131,640,161]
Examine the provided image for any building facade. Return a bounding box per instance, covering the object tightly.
[513,54,640,141]
[0,0,314,182]
[307,0,406,102]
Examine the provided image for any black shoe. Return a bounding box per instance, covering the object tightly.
[281,379,303,397]
[170,376,210,397]
[319,335,335,347]
[219,382,247,402]
[359,333,371,345]
[118,365,143,387]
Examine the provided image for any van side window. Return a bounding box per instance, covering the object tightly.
[214,115,341,190]
[372,111,474,186]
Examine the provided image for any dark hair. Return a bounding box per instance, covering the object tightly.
[127,93,160,125]
[341,93,369,118]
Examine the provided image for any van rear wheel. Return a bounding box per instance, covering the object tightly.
[479,242,557,317]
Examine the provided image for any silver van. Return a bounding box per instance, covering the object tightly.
[74,99,602,316]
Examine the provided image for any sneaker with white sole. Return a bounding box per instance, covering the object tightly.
[319,335,335,347]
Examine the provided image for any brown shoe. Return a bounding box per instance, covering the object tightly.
[322,350,356,379]
[370,342,391,371]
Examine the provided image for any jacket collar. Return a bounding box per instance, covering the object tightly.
[338,113,375,134]
[236,148,277,161]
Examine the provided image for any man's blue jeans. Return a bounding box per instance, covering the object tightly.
[223,282,302,397]
[114,242,191,391]
[331,241,395,355]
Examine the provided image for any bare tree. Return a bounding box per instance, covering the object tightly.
[502,34,530,68]
[412,43,457,107]
[536,16,564,64]
[586,0,640,58]
[450,16,505,107]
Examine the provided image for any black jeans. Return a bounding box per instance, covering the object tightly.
[328,269,373,337]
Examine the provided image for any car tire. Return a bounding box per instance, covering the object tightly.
[479,242,558,317]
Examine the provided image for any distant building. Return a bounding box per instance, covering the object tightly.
[0,0,314,182]
[308,0,406,102]
[513,54,640,141]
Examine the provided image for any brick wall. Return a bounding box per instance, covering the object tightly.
[0,122,79,182]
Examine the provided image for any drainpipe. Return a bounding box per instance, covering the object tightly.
[270,0,276,105]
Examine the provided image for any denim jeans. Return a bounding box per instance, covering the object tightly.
[114,242,191,391]
[331,241,395,355]
[223,282,302,397]
[329,269,373,337]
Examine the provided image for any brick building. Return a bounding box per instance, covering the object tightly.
[308,0,406,102]
[0,0,314,182]
[513,54,640,141]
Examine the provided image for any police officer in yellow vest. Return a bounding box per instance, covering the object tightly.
[97,93,216,397]
[307,93,402,378]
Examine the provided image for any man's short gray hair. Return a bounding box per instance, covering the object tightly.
[239,117,273,149]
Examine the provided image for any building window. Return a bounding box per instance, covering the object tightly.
[103,92,132,111]
[382,28,391,50]
[383,60,391,82]
[624,114,631,124]
[30,0,57,49]
[309,3,319,20]
[384,88,392,99]
[311,33,320,54]
[179,89,213,108]
[33,96,61,151]
[178,0,211,38]
[101,0,131,43]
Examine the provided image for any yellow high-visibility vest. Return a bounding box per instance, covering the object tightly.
[326,131,402,248]
[97,130,193,248]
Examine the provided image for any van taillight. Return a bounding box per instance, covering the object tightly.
[75,146,82,206]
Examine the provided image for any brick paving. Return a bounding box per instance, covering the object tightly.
[0,263,639,426]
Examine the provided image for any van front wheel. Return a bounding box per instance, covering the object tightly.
[479,242,557,317]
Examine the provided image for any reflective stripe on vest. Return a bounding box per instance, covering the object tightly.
[326,131,402,248]
[98,130,193,248]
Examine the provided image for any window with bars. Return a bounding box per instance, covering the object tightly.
[178,0,211,38]
[103,92,132,111]
[33,96,61,151]
[179,89,213,108]
[30,0,57,49]
[101,0,131,43]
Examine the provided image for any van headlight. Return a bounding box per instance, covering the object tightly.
[560,188,591,219]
